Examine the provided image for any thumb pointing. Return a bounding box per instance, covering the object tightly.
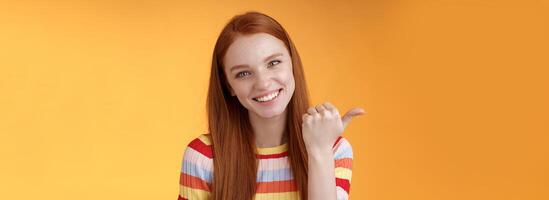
[342,108,366,129]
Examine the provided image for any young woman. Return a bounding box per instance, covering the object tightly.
[178,11,365,200]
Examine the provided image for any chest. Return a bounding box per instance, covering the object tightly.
[254,157,300,199]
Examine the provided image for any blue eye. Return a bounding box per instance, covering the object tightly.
[268,60,281,67]
[236,71,251,78]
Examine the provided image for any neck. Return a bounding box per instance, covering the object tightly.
[249,109,288,148]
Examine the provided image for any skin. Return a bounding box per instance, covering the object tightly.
[303,103,365,199]
[223,33,295,147]
[223,32,365,199]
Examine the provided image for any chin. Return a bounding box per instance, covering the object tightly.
[253,106,286,119]
[257,110,282,118]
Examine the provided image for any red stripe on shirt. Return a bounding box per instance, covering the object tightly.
[256,180,297,193]
[179,173,211,191]
[333,136,343,148]
[188,138,213,159]
[336,178,350,193]
[256,151,288,159]
[335,158,353,169]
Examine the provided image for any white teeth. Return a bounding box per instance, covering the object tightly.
[255,90,280,102]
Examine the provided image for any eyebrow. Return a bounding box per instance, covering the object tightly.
[229,53,284,73]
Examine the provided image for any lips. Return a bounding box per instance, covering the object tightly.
[252,88,283,102]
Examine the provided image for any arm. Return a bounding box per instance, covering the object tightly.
[307,147,337,200]
[307,137,354,200]
[302,102,362,200]
[178,136,213,200]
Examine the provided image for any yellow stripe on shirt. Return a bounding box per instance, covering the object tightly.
[335,167,352,181]
[254,191,301,200]
[180,185,211,199]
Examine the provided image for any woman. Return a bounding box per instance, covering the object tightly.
[178,11,365,200]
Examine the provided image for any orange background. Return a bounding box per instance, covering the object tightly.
[1,0,548,199]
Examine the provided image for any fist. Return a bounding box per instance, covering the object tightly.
[302,102,343,151]
[301,102,365,153]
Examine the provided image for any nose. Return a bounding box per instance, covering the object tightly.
[254,71,272,90]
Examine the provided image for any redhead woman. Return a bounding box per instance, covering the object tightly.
[178,11,365,200]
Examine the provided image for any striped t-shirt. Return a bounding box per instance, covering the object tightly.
[178,134,353,200]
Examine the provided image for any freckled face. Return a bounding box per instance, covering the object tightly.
[223,33,295,119]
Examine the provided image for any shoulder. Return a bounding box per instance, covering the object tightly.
[184,134,213,159]
[180,134,214,183]
[332,136,353,160]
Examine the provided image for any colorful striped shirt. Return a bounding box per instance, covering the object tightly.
[178,134,353,200]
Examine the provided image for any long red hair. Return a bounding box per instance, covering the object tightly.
[206,11,311,199]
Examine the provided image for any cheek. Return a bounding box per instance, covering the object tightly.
[281,71,296,93]
[284,66,295,87]
[226,79,238,93]
[231,82,251,97]
[288,76,296,92]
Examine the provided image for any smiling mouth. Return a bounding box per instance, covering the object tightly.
[253,89,282,102]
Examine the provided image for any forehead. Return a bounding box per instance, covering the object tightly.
[223,33,289,69]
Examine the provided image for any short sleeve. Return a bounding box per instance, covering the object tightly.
[178,135,214,200]
[332,137,353,200]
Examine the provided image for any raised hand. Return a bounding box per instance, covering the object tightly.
[301,102,365,154]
